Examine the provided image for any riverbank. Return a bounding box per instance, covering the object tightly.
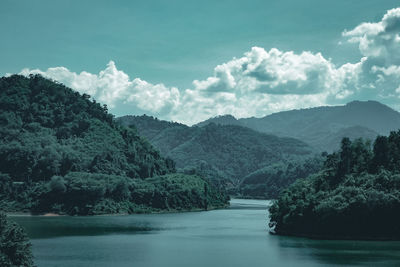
[6,203,230,217]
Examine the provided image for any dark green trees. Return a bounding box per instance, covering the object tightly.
[0,213,33,267]
[239,156,324,199]
[117,114,315,196]
[30,172,228,215]
[269,132,400,239]
[337,137,352,180]
[0,75,228,214]
[0,75,174,184]
[371,136,390,172]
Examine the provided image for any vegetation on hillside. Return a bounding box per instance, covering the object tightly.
[0,213,33,267]
[31,173,228,215]
[117,115,315,194]
[269,132,400,239]
[118,115,185,140]
[239,156,324,199]
[0,75,228,214]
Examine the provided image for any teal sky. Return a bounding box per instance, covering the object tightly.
[2,0,400,124]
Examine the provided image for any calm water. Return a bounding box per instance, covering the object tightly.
[11,199,400,267]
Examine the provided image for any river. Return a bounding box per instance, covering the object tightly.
[11,199,400,267]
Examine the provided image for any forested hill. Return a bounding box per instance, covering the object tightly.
[196,101,400,152]
[0,75,173,181]
[0,75,228,215]
[117,115,315,193]
[118,115,186,140]
[269,133,400,240]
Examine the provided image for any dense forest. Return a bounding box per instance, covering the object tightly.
[0,75,228,215]
[0,213,33,267]
[239,156,324,199]
[269,133,400,239]
[118,115,315,195]
[196,101,400,152]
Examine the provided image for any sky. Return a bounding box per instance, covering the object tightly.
[2,0,400,125]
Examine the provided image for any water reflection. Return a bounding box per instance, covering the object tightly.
[12,216,159,239]
[271,234,400,266]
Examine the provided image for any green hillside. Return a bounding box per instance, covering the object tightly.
[0,75,228,214]
[239,156,324,199]
[117,115,315,194]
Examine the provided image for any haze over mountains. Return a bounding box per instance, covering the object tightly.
[196,101,400,152]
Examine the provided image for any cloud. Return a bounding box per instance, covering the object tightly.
[170,46,364,123]
[16,7,400,125]
[343,7,400,62]
[340,7,400,104]
[192,47,363,96]
[20,61,180,117]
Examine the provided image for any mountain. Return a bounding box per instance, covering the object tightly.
[117,115,315,193]
[0,75,228,214]
[118,115,185,140]
[195,115,241,128]
[196,101,400,152]
[239,155,324,199]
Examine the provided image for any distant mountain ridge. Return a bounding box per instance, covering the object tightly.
[195,101,400,151]
[117,115,314,191]
[117,100,400,198]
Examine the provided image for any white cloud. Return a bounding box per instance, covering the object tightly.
[21,61,180,117]
[20,67,99,96]
[372,65,400,77]
[17,7,400,125]
[192,47,362,96]
[339,7,400,104]
[343,7,400,62]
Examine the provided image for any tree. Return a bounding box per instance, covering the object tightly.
[337,137,352,179]
[371,136,389,173]
[204,183,208,210]
[0,213,33,267]
[0,75,228,215]
[269,134,400,239]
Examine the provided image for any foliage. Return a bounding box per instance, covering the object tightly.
[239,156,324,199]
[33,172,228,215]
[117,115,315,193]
[0,75,228,214]
[0,75,174,183]
[0,213,33,267]
[269,132,400,239]
[117,115,185,140]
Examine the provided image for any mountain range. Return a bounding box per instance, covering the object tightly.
[196,101,400,152]
[118,100,400,198]
[117,115,315,193]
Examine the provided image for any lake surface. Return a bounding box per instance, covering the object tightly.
[11,199,400,267]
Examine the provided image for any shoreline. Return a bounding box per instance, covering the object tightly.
[6,204,230,217]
